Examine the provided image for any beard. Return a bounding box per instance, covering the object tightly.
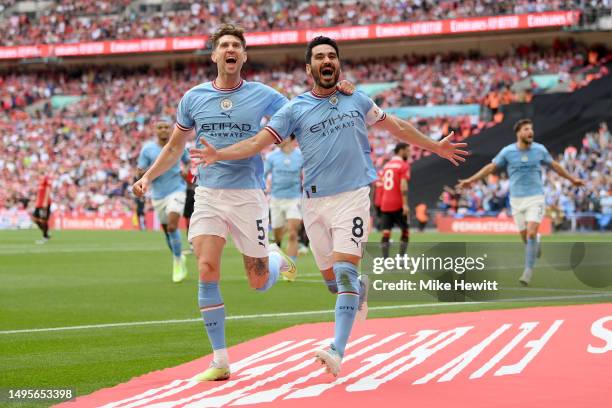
[521,135,533,145]
[312,67,340,89]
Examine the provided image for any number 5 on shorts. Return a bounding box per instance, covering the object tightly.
[256,219,266,246]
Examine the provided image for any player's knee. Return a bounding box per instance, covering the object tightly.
[197,258,218,281]
[526,231,537,240]
[166,224,178,233]
[287,228,298,241]
[333,262,360,293]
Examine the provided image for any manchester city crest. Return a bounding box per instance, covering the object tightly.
[220,98,233,110]
[521,154,529,162]
[329,95,338,106]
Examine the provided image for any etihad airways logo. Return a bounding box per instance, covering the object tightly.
[310,110,360,133]
[200,122,252,132]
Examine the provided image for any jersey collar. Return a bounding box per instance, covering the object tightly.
[310,88,337,99]
[212,79,244,92]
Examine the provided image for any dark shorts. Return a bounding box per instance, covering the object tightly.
[380,210,409,231]
[33,206,51,221]
[183,188,195,218]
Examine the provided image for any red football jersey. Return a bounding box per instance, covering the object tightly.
[35,175,51,207]
[380,156,410,212]
[373,169,384,208]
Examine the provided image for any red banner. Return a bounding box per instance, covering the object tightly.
[0,11,580,60]
[436,214,553,234]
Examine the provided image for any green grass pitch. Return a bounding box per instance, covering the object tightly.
[1,229,610,406]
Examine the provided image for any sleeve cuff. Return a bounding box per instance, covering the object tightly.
[265,126,284,144]
[176,122,194,131]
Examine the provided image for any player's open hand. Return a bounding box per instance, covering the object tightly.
[132,176,149,197]
[336,80,355,95]
[456,179,473,190]
[436,132,469,166]
[189,139,218,166]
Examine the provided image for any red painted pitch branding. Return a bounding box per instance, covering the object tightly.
[57,304,612,407]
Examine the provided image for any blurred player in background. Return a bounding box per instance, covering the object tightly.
[182,168,197,254]
[380,142,411,258]
[458,118,584,285]
[190,36,468,377]
[32,171,52,244]
[137,118,190,283]
[264,135,304,262]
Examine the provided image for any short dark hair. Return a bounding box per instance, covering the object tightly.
[513,118,533,133]
[305,36,339,64]
[394,142,408,154]
[211,24,246,49]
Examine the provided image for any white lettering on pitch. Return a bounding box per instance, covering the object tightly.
[110,340,311,408]
[236,332,409,404]
[347,326,473,392]
[181,336,373,408]
[470,321,538,379]
[495,320,563,376]
[414,324,511,384]
[285,331,437,400]
[587,316,612,354]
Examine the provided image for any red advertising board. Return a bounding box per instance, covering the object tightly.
[49,212,135,231]
[436,214,553,234]
[0,11,580,60]
[57,303,612,408]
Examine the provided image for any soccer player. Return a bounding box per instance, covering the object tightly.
[380,142,411,258]
[264,135,303,261]
[182,168,197,254]
[137,118,190,283]
[132,25,354,382]
[190,36,468,377]
[32,172,52,244]
[457,118,584,285]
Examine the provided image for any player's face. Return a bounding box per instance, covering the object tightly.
[400,148,409,161]
[517,124,534,145]
[156,122,171,145]
[307,44,341,89]
[212,35,247,76]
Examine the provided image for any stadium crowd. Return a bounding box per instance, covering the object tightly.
[439,122,612,230]
[1,0,608,46]
[0,43,609,221]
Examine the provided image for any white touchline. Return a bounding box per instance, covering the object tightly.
[1,294,611,335]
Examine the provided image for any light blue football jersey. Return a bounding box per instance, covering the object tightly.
[264,148,303,199]
[137,141,190,200]
[492,142,553,198]
[265,90,383,198]
[176,80,288,189]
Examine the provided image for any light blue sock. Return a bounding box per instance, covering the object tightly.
[198,281,226,350]
[163,231,172,251]
[168,229,182,258]
[325,279,338,294]
[255,252,281,292]
[332,261,360,358]
[525,238,537,270]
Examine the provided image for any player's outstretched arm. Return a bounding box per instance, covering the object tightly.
[550,160,585,187]
[374,115,468,166]
[190,129,277,166]
[456,163,497,189]
[132,126,191,197]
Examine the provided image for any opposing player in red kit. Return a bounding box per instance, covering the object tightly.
[380,143,411,258]
[32,173,52,244]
